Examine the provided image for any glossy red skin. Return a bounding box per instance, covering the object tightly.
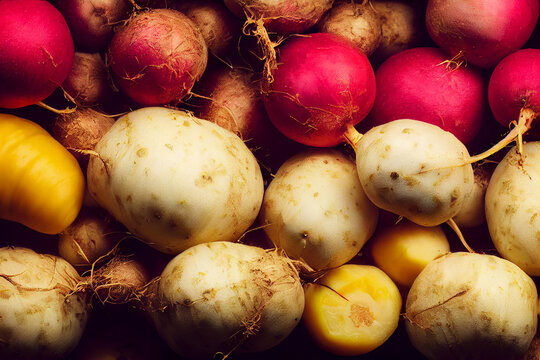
[108,9,207,106]
[0,0,74,109]
[55,0,132,53]
[426,0,539,68]
[488,49,540,127]
[262,33,376,147]
[369,47,487,144]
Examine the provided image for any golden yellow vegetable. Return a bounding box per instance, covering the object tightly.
[0,113,85,234]
[303,264,402,356]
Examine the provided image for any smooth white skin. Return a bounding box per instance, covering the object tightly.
[485,142,540,275]
[0,247,88,360]
[87,107,264,254]
[355,119,474,226]
[151,241,305,359]
[260,149,379,270]
[405,252,538,360]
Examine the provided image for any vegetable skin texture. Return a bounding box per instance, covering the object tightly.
[488,48,540,128]
[303,264,402,356]
[0,113,85,235]
[87,107,264,254]
[150,241,305,358]
[0,247,89,360]
[405,252,538,360]
[260,149,379,270]
[0,0,74,109]
[369,47,487,144]
[224,0,334,35]
[354,119,474,227]
[485,142,540,276]
[262,33,376,147]
[108,8,208,106]
[426,0,539,68]
[370,220,450,287]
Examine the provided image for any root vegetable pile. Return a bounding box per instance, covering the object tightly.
[2,1,540,359]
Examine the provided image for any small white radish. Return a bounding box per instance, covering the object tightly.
[485,142,540,276]
[87,107,264,254]
[453,165,490,228]
[0,247,89,360]
[405,252,538,360]
[259,149,378,270]
[354,119,474,227]
[149,241,304,359]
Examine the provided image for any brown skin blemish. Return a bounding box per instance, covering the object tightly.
[390,172,399,180]
[136,147,149,157]
[350,304,375,327]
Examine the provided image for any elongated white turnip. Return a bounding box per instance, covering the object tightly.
[368,47,487,144]
[107,8,208,106]
[86,107,264,254]
[425,0,539,68]
[262,32,376,147]
[0,0,74,109]
[149,241,305,359]
[405,252,538,360]
[259,149,379,270]
[0,247,89,360]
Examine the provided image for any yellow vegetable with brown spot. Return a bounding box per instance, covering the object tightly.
[0,113,85,234]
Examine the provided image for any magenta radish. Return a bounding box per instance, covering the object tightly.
[107,8,208,106]
[54,0,132,52]
[0,0,74,109]
[368,47,487,144]
[425,0,539,68]
[262,32,376,147]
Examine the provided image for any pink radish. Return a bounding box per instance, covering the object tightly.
[0,0,74,109]
[262,32,376,147]
[368,47,488,144]
[425,0,539,68]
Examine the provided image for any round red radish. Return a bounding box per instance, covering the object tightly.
[262,32,376,147]
[368,47,487,144]
[108,8,208,106]
[488,48,540,128]
[426,0,539,68]
[54,0,132,52]
[0,0,74,109]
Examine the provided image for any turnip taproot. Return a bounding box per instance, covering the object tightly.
[425,0,539,68]
[368,47,487,144]
[354,119,474,227]
[485,142,540,276]
[262,32,376,147]
[405,252,538,360]
[0,113,85,235]
[0,247,89,360]
[0,0,75,109]
[303,264,402,356]
[87,107,264,254]
[259,149,378,270]
[107,8,208,106]
[149,241,304,359]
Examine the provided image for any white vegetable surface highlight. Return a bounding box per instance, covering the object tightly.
[355,119,474,226]
[485,142,540,276]
[405,252,538,360]
[87,107,264,254]
[260,148,378,270]
[150,241,305,359]
[0,247,89,360]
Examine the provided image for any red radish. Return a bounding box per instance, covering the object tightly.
[54,0,132,52]
[488,48,540,130]
[426,0,539,68]
[262,32,376,147]
[368,47,487,144]
[108,8,208,106]
[0,0,74,109]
